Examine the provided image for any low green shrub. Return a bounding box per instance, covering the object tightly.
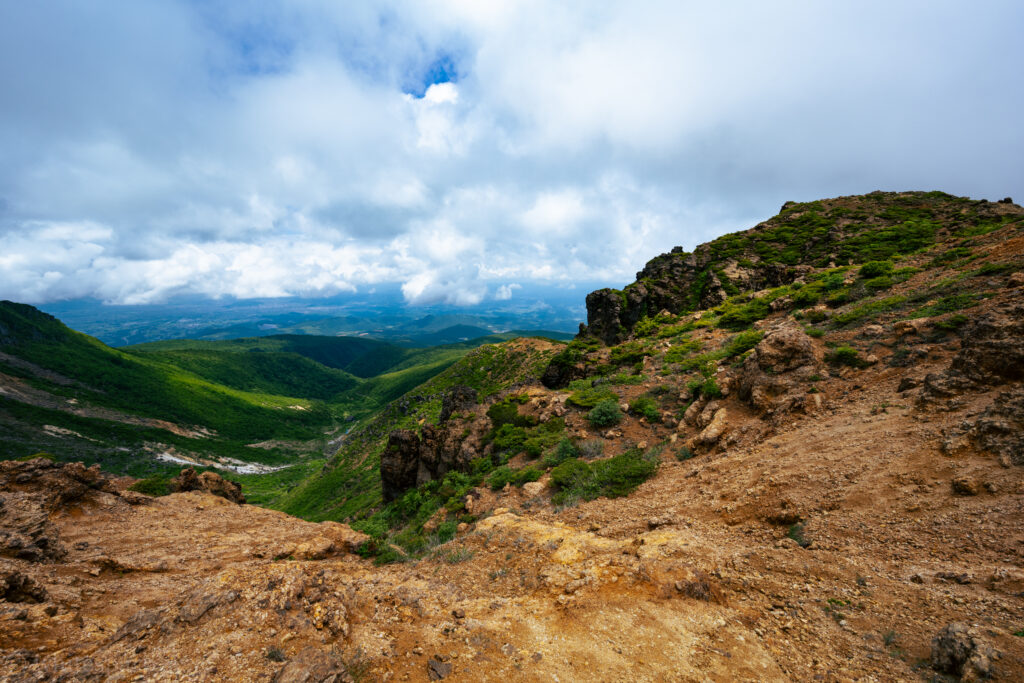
[974,262,1015,276]
[15,451,57,462]
[664,337,703,364]
[486,394,535,428]
[543,438,579,468]
[629,396,661,422]
[858,260,894,278]
[435,520,458,543]
[910,293,984,318]
[933,314,969,331]
[128,476,173,497]
[686,376,722,400]
[550,448,659,506]
[826,346,867,368]
[724,330,764,357]
[863,276,894,290]
[718,297,770,331]
[587,399,623,427]
[610,341,650,365]
[831,295,907,326]
[492,424,528,453]
[567,384,618,408]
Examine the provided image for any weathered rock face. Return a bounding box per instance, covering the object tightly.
[581,245,807,344]
[438,385,478,424]
[923,302,1024,400]
[171,468,245,504]
[969,385,1024,466]
[737,321,823,414]
[0,571,48,603]
[948,302,1024,383]
[381,425,478,502]
[0,458,123,562]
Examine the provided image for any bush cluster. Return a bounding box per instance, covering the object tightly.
[587,399,623,427]
[550,447,659,506]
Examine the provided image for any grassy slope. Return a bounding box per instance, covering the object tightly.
[274,340,560,522]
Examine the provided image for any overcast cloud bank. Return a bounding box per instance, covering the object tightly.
[1,1,1022,305]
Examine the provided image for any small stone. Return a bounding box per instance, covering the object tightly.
[647,515,673,530]
[452,609,465,619]
[951,477,980,496]
[427,656,452,680]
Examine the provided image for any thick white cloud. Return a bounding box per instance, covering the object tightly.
[0,1,1022,305]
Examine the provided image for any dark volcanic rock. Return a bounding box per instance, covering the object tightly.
[582,245,808,344]
[923,302,1024,402]
[970,385,1024,466]
[438,385,478,424]
[930,623,995,681]
[0,572,48,603]
[381,425,477,502]
[948,302,1024,384]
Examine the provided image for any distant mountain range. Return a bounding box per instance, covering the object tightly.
[37,282,592,347]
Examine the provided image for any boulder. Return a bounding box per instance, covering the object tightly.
[968,385,1024,465]
[318,521,371,553]
[171,468,245,504]
[930,623,996,681]
[737,321,823,413]
[272,646,354,683]
[691,407,729,451]
[948,302,1024,384]
[294,536,334,561]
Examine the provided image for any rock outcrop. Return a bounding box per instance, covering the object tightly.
[171,468,245,504]
[381,425,478,502]
[580,244,809,344]
[737,321,823,414]
[437,385,478,424]
[922,301,1024,400]
[968,385,1024,465]
[0,457,123,562]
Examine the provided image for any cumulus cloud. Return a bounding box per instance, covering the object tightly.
[0,1,1022,305]
[495,283,521,301]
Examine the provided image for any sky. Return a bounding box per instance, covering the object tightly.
[1,1,1022,307]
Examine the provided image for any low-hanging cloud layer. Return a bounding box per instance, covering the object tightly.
[1,1,1022,305]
